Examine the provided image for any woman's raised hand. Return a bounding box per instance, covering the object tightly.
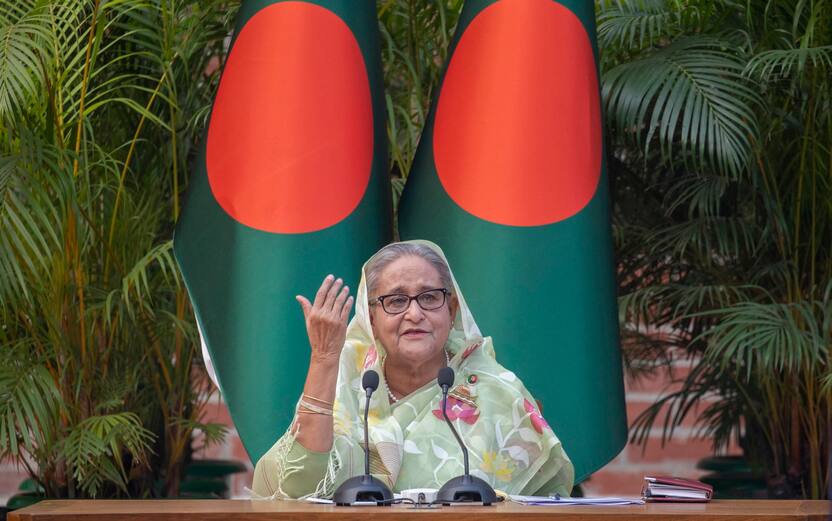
[296,275,354,364]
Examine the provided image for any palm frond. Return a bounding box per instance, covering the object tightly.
[0,150,67,305]
[56,2,174,133]
[0,344,63,458]
[0,155,12,193]
[120,240,179,319]
[171,417,228,450]
[59,412,155,497]
[693,300,826,378]
[745,45,832,81]
[622,283,760,327]
[646,216,762,264]
[629,362,709,446]
[596,0,680,50]
[0,4,54,118]
[663,173,730,218]
[603,36,761,178]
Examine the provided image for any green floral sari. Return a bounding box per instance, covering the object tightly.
[252,240,573,498]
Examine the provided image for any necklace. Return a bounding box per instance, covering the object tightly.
[385,349,451,403]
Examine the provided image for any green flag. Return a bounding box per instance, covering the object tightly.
[174,0,391,463]
[398,0,625,482]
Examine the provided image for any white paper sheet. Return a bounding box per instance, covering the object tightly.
[509,494,645,506]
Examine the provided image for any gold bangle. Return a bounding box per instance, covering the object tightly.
[298,399,333,415]
[302,393,335,407]
[297,408,332,416]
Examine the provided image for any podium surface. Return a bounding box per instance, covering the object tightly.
[9,499,831,521]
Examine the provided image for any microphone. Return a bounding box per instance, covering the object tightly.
[360,370,379,476]
[435,367,497,505]
[436,368,469,474]
[437,366,454,388]
[333,369,394,506]
[363,369,380,390]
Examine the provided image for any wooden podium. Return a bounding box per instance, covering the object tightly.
[9,499,831,521]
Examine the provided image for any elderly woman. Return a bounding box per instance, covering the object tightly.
[252,240,573,499]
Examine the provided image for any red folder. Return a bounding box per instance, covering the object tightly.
[642,476,713,502]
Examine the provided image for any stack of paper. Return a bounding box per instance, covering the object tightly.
[510,495,645,506]
[642,476,713,502]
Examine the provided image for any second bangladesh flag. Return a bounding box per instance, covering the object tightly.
[398,0,626,482]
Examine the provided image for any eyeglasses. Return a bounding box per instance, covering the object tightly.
[372,288,449,315]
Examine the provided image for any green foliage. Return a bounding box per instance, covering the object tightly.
[0,346,63,458]
[603,36,761,177]
[0,3,54,118]
[603,0,832,499]
[378,0,462,214]
[59,413,155,497]
[0,0,234,498]
[597,0,685,49]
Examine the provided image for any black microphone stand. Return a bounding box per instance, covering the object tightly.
[333,370,394,506]
[435,367,497,505]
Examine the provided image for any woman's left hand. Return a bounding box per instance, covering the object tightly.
[296,274,354,365]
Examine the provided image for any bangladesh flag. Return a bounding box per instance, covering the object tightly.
[174,0,391,463]
[398,0,626,482]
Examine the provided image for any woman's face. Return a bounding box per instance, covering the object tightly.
[369,255,457,367]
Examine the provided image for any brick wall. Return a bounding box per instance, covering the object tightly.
[583,359,739,496]
[0,462,29,506]
[197,391,255,498]
[0,362,738,503]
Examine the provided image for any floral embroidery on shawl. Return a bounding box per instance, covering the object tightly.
[432,395,479,425]
[480,451,515,482]
[524,399,550,433]
[363,344,378,369]
[461,340,482,360]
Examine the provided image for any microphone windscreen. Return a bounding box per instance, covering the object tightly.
[362,369,379,392]
[437,367,455,388]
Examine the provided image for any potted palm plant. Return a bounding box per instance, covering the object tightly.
[0,0,234,501]
[597,0,831,499]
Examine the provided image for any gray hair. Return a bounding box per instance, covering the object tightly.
[365,243,453,297]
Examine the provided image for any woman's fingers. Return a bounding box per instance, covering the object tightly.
[313,274,335,308]
[308,274,352,322]
[333,285,349,314]
[296,295,312,319]
[301,275,352,358]
[340,296,354,321]
[323,277,343,311]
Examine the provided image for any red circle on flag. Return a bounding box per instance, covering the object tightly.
[434,0,602,227]
[206,2,373,233]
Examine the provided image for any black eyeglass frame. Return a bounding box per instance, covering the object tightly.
[371,288,450,315]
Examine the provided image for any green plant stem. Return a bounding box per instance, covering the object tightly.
[805,362,820,497]
[809,126,816,299]
[103,70,168,282]
[793,83,814,299]
[169,89,179,222]
[762,378,783,472]
[827,108,832,283]
[71,0,100,179]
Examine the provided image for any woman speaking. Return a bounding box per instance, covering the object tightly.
[252,240,573,498]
